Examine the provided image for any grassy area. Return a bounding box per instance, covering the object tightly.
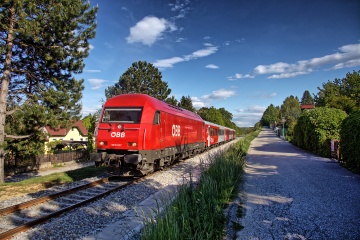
[0,166,107,200]
[141,130,260,240]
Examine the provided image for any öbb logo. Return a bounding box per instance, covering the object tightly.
[111,132,125,138]
[172,125,181,137]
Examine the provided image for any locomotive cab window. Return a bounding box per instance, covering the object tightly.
[153,110,160,124]
[101,108,142,123]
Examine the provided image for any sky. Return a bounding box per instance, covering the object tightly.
[79,0,360,127]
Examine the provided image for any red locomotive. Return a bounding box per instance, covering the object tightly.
[91,94,235,176]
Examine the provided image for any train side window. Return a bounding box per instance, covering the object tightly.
[153,111,160,124]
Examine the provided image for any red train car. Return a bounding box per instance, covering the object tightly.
[204,121,221,147]
[91,94,205,176]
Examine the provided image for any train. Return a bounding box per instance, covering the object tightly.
[91,94,236,177]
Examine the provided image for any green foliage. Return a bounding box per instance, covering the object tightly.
[0,0,98,182]
[314,70,360,114]
[280,95,301,123]
[198,107,225,126]
[301,90,314,105]
[105,61,171,101]
[292,107,347,157]
[46,140,65,153]
[164,95,178,106]
[197,106,240,132]
[82,114,97,157]
[261,104,280,127]
[178,95,195,112]
[340,111,360,172]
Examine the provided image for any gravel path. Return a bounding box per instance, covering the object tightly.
[234,128,360,240]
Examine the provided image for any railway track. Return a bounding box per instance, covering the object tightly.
[0,176,136,240]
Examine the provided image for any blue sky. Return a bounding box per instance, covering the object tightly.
[79,0,360,127]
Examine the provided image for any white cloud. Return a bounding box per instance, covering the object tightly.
[253,91,277,99]
[237,105,266,114]
[202,89,236,100]
[205,64,219,69]
[233,105,266,127]
[169,0,191,20]
[126,16,176,46]
[236,43,360,79]
[233,112,262,127]
[85,69,101,73]
[186,46,218,59]
[191,96,206,109]
[331,59,360,70]
[153,57,184,68]
[153,45,219,68]
[176,37,186,42]
[228,73,254,80]
[88,78,107,90]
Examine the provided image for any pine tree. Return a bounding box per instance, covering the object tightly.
[301,90,314,105]
[105,61,172,101]
[0,0,98,183]
[178,95,196,112]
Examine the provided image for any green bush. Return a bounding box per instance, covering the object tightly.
[340,111,360,172]
[292,107,347,157]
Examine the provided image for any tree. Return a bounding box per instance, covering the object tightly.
[82,113,97,158]
[178,95,195,112]
[218,107,234,128]
[164,95,178,106]
[292,107,347,157]
[301,90,314,105]
[314,70,360,114]
[105,61,171,101]
[197,107,224,126]
[261,104,280,127]
[280,95,301,122]
[0,0,98,183]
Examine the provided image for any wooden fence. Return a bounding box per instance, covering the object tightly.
[5,150,88,176]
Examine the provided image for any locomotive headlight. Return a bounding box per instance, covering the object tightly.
[99,141,107,146]
[128,142,137,147]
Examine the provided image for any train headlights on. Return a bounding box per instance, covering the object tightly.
[99,141,107,146]
[128,142,137,147]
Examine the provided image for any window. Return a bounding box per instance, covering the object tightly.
[153,110,160,124]
[102,108,142,123]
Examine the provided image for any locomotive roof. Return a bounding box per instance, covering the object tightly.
[104,94,204,122]
[204,121,235,131]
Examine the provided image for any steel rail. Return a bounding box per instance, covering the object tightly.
[0,177,136,240]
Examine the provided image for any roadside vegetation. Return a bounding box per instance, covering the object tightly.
[140,130,260,240]
[260,70,360,173]
[0,166,107,201]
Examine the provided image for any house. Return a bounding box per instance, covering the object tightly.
[301,104,315,111]
[43,120,88,152]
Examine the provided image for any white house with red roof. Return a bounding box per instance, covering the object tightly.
[43,120,88,149]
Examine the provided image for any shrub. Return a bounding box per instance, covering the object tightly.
[340,111,360,172]
[292,107,347,157]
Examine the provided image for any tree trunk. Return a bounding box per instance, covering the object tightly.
[0,7,15,183]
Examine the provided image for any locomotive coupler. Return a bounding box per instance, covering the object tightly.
[124,154,142,165]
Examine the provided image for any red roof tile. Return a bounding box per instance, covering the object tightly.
[45,120,88,137]
[301,104,315,109]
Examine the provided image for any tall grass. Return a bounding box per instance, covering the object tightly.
[141,130,260,240]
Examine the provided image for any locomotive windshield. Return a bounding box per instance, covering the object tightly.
[101,108,142,123]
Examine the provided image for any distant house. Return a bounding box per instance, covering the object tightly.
[301,104,315,111]
[43,120,88,152]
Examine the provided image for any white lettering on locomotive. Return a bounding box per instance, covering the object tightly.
[110,132,126,138]
[172,124,181,137]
